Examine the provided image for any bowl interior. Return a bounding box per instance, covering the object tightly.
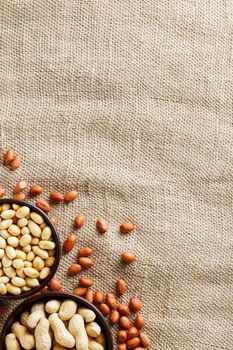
[0,198,61,300]
[0,292,113,350]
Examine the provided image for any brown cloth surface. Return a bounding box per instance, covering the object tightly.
[0,1,233,349]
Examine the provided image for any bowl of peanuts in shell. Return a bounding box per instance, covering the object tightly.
[0,291,113,350]
[0,199,61,300]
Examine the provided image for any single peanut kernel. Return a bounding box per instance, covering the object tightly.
[64,190,78,203]
[129,297,142,313]
[116,279,127,295]
[118,330,128,343]
[134,315,145,330]
[78,246,93,257]
[11,155,22,170]
[93,291,105,304]
[67,264,82,276]
[29,185,44,196]
[109,310,120,324]
[73,287,87,296]
[49,278,62,291]
[99,303,110,316]
[74,214,85,229]
[78,257,93,268]
[36,199,51,213]
[85,289,94,303]
[120,221,135,234]
[96,217,108,233]
[119,316,131,330]
[121,252,137,264]
[50,191,64,203]
[79,277,94,288]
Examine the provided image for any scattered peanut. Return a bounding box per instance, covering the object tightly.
[68,264,82,276]
[63,234,77,253]
[50,192,64,203]
[121,252,136,264]
[116,279,127,295]
[96,218,108,234]
[74,213,86,229]
[64,190,78,203]
[29,185,44,196]
[120,222,135,234]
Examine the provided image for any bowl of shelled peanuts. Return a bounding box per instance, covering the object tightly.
[0,199,61,299]
[0,292,113,350]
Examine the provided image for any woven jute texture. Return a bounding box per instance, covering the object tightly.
[0,1,233,349]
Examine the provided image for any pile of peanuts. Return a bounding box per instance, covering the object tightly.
[0,203,56,295]
[5,298,106,350]
[52,216,151,350]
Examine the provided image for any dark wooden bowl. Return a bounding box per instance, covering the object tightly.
[0,198,61,300]
[0,291,114,350]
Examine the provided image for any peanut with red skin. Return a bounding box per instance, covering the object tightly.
[119,316,131,330]
[64,190,78,203]
[134,315,145,330]
[78,247,93,257]
[99,303,110,316]
[50,192,64,203]
[109,310,120,324]
[139,332,151,347]
[11,155,22,170]
[13,193,26,200]
[118,330,127,343]
[29,185,44,196]
[118,345,127,350]
[96,218,108,233]
[36,200,51,213]
[106,293,118,309]
[85,290,94,303]
[121,252,136,264]
[5,149,14,164]
[49,279,62,292]
[74,214,85,229]
[13,181,27,194]
[93,291,105,304]
[127,337,140,349]
[68,264,82,276]
[79,277,93,288]
[120,222,135,234]
[129,297,142,313]
[116,279,127,295]
[127,327,139,340]
[78,257,93,268]
[73,287,87,297]
[63,234,77,253]
[117,304,130,316]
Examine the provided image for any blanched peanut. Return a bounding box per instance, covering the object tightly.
[89,338,104,350]
[31,237,39,245]
[16,268,26,278]
[0,236,6,249]
[17,218,28,228]
[86,322,101,338]
[21,285,31,292]
[5,333,21,350]
[78,307,96,322]
[39,267,51,279]
[24,261,32,268]
[13,259,24,270]
[68,314,88,350]
[28,220,41,237]
[11,276,26,287]
[1,203,10,210]
[0,230,10,239]
[58,299,78,321]
[45,300,61,314]
[24,267,39,278]
[21,227,30,235]
[41,227,52,240]
[3,266,16,278]
[45,257,55,267]
[39,240,55,250]
[16,206,30,219]
[6,283,21,295]
[2,255,12,267]
[12,322,35,349]
[0,283,7,295]
[6,246,16,259]
[0,276,10,283]
[33,256,44,271]
[0,249,4,258]
[30,212,44,225]
[32,246,49,259]
[27,251,35,262]
[35,317,51,350]
[20,234,32,247]
[8,224,20,236]
[0,219,13,230]
[49,313,75,348]
[27,303,46,328]
[26,278,40,288]
[1,210,15,219]
[23,244,32,253]
[7,236,19,248]
[15,250,26,260]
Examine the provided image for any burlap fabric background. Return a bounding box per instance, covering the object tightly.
[0,0,232,349]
